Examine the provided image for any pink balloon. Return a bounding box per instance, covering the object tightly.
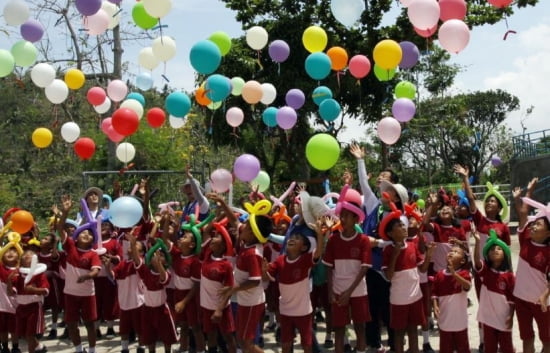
[100,117,113,134]
[414,24,438,38]
[438,19,470,54]
[84,9,109,35]
[107,79,128,102]
[377,117,401,145]
[439,0,466,21]
[348,55,371,79]
[107,126,124,142]
[226,107,244,127]
[210,168,233,193]
[407,0,440,30]
[87,86,106,106]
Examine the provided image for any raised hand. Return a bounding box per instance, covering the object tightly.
[349,143,365,160]
[512,187,523,200]
[453,164,469,178]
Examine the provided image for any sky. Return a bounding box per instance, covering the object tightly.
[2,0,550,143]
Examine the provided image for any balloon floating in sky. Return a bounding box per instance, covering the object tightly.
[330,0,365,27]
[306,133,340,171]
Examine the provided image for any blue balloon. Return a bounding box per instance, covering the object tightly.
[305,52,331,80]
[109,196,143,228]
[189,40,222,75]
[319,98,341,122]
[127,92,145,107]
[135,72,153,91]
[205,74,231,102]
[165,92,191,117]
[312,86,333,106]
[262,107,278,127]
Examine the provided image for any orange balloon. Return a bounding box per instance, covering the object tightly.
[327,46,348,71]
[10,210,34,234]
[195,86,211,106]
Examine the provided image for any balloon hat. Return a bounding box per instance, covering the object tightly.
[0,232,24,263]
[145,238,172,269]
[334,184,365,223]
[72,198,99,246]
[272,205,291,226]
[521,196,550,224]
[20,254,47,285]
[404,203,422,224]
[457,189,470,208]
[158,201,180,216]
[483,182,509,220]
[244,199,272,244]
[211,217,234,256]
[269,181,296,207]
[483,229,511,264]
[181,205,215,255]
[378,192,403,240]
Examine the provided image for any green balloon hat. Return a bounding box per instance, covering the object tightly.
[482,229,511,264]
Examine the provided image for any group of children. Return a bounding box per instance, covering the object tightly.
[0,164,548,353]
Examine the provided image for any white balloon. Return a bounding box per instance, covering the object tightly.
[45,79,69,104]
[84,9,109,35]
[3,0,30,26]
[260,83,277,105]
[116,142,136,163]
[143,0,172,18]
[31,63,55,88]
[107,79,128,102]
[60,122,81,143]
[152,36,176,62]
[407,0,440,30]
[246,26,268,50]
[101,1,120,30]
[169,115,185,129]
[94,97,112,114]
[138,47,159,71]
[121,99,144,119]
[330,0,365,27]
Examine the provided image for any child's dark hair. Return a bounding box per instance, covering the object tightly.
[290,232,311,253]
[382,168,399,183]
[384,218,402,239]
[255,215,273,240]
[452,244,470,270]
[486,244,512,272]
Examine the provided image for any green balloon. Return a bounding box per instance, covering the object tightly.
[0,49,15,78]
[209,31,232,56]
[373,63,396,82]
[11,40,37,67]
[251,170,270,192]
[395,80,416,99]
[231,77,245,96]
[132,3,158,30]
[306,133,340,171]
[416,199,425,209]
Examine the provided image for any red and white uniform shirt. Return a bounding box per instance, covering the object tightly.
[472,209,510,260]
[63,238,102,296]
[95,238,122,277]
[432,269,471,332]
[135,259,170,308]
[200,255,234,310]
[234,243,265,306]
[112,260,145,311]
[382,242,424,305]
[476,262,515,332]
[0,266,18,313]
[430,223,467,272]
[169,246,201,291]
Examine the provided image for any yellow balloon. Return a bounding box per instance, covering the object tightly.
[32,127,53,148]
[64,68,85,90]
[302,26,328,53]
[373,39,402,70]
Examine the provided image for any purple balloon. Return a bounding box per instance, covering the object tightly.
[285,89,305,110]
[75,0,102,16]
[20,19,44,43]
[276,106,297,130]
[268,40,290,63]
[392,98,416,122]
[491,156,502,167]
[233,154,261,182]
[399,41,420,69]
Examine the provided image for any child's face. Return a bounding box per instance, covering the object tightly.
[2,248,19,267]
[389,220,408,243]
[209,232,226,256]
[339,208,359,231]
[76,229,94,248]
[286,234,308,257]
[177,231,196,253]
[20,252,34,268]
[456,205,469,219]
[40,235,54,250]
[484,196,502,215]
[529,218,550,244]
[64,225,76,236]
[439,205,454,221]
[101,222,113,237]
[275,220,289,235]
[239,221,257,244]
[128,240,144,258]
[488,245,505,264]
[447,246,466,269]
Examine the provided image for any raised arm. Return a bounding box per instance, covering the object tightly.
[422,193,439,232]
[454,165,477,214]
[57,195,73,243]
[207,193,238,229]
[515,177,538,230]
[350,143,378,215]
[471,226,482,271]
[187,166,209,214]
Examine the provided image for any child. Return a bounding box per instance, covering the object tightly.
[37,233,61,339]
[0,236,22,353]
[473,228,515,353]
[7,250,49,353]
[432,245,472,353]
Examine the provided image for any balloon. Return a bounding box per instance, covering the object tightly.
[394,80,416,99]
[3,0,30,26]
[127,92,146,107]
[87,87,107,106]
[101,1,120,29]
[207,101,222,111]
[439,0,467,21]
[268,40,290,63]
[377,117,401,145]
[75,0,101,16]
[64,68,85,90]
[231,77,245,96]
[407,0,440,30]
[61,122,81,143]
[135,72,154,91]
[195,86,212,106]
[285,89,305,110]
[306,133,340,170]
[101,117,113,134]
[487,0,513,8]
[32,127,53,148]
[145,107,165,128]
[348,54,371,79]
[210,169,233,193]
[116,142,136,163]
[169,115,185,129]
[330,0,365,27]
[152,36,176,62]
[45,79,69,104]
[209,31,232,56]
[20,19,44,43]
[319,99,341,122]
[276,106,297,130]
[400,0,413,6]
[189,40,222,75]
[107,79,128,102]
[143,0,172,18]
[260,83,277,105]
[399,41,420,69]
[138,47,159,71]
[233,154,261,182]
[312,86,333,106]
[414,24,438,38]
[246,26,268,50]
[491,156,502,167]
[226,107,244,128]
[84,9,109,35]
[251,171,270,192]
[112,108,139,136]
[132,2,158,30]
[438,19,470,54]
[392,98,416,122]
[165,92,191,117]
[373,39,402,70]
[327,46,348,71]
[302,26,327,53]
[74,137,96,160]
[305,52,332,80]
[373,64,396,81]
[242,80,263,104]
[109,196,143,228]
[262,107,278,127]
[205,74,231,102]
[121,99,144,119]
[10,41,37,67]
[10,210,34,233]
[94,97,111,114]
[0,50,15,77]
[416,199,425,209]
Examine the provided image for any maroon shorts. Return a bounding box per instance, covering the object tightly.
[439,329,470,353]
[236,303,264,342]
[483,324,513,353]
[201,306,235,335]
[390,298,426,330]
[331,295,371,328]
[279,314,313,347]
[94,277,119,321]
[64,294,97,323]
[420,282,431,319]
[15,302,45,337]
[0,312,16,334]
[173,289,200,326]
[119,306,142,336]
[140,304,178,346]
[515,296,550,342]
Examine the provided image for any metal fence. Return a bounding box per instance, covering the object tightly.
[512,129,550,159]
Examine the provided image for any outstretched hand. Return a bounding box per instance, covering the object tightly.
[453,164,469,178]
[349,143,365,160]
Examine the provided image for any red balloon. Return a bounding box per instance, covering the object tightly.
[414,24,437,38]
[87,86,107,106]
[439,0,466,21]
[487,0,512,8]
[74,137,96,160]
[146,107,166,128]
[112,108,139,136]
